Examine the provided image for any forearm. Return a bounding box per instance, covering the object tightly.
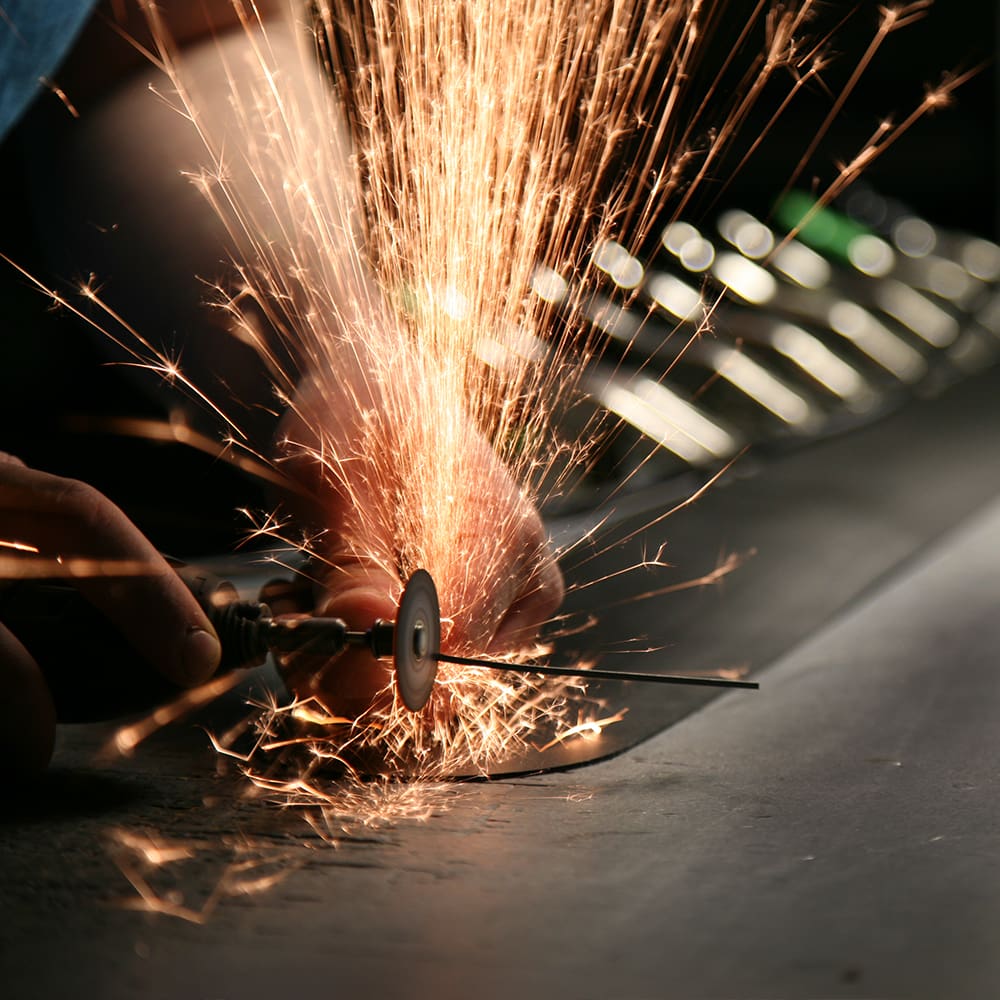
[24,0,365,443]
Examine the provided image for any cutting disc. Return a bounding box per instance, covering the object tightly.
[394,569,441,710]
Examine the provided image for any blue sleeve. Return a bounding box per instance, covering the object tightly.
[0,0,99,142]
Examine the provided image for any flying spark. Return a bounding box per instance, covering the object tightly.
[10,1,956,790]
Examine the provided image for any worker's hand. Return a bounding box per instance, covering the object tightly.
[274,376,564,719]
[0,453,221,774]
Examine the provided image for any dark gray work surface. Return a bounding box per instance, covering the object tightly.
[4,366,1000,998]
[4,490,1000,999]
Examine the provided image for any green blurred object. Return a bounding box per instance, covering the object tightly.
[774,190,873,262]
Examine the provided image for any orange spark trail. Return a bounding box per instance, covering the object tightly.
[90,0,958,781]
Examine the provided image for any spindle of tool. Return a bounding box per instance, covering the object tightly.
[6,564,756,719]
[188,566,757,711]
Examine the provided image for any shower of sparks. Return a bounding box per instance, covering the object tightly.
[199,652,620,780]
[6,1,956,794]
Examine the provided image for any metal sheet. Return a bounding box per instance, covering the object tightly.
[5,472,1000,998]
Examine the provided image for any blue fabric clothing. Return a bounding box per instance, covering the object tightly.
[0,0,98,141]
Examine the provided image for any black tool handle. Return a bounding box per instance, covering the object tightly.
[0,564,269,723]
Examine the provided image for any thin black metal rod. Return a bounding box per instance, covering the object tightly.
[435,653,758,690]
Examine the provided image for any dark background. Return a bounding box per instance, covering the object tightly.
[683,1,996,235]
[0,0,995,554]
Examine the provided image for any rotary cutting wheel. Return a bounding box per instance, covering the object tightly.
[394,569,441,711]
